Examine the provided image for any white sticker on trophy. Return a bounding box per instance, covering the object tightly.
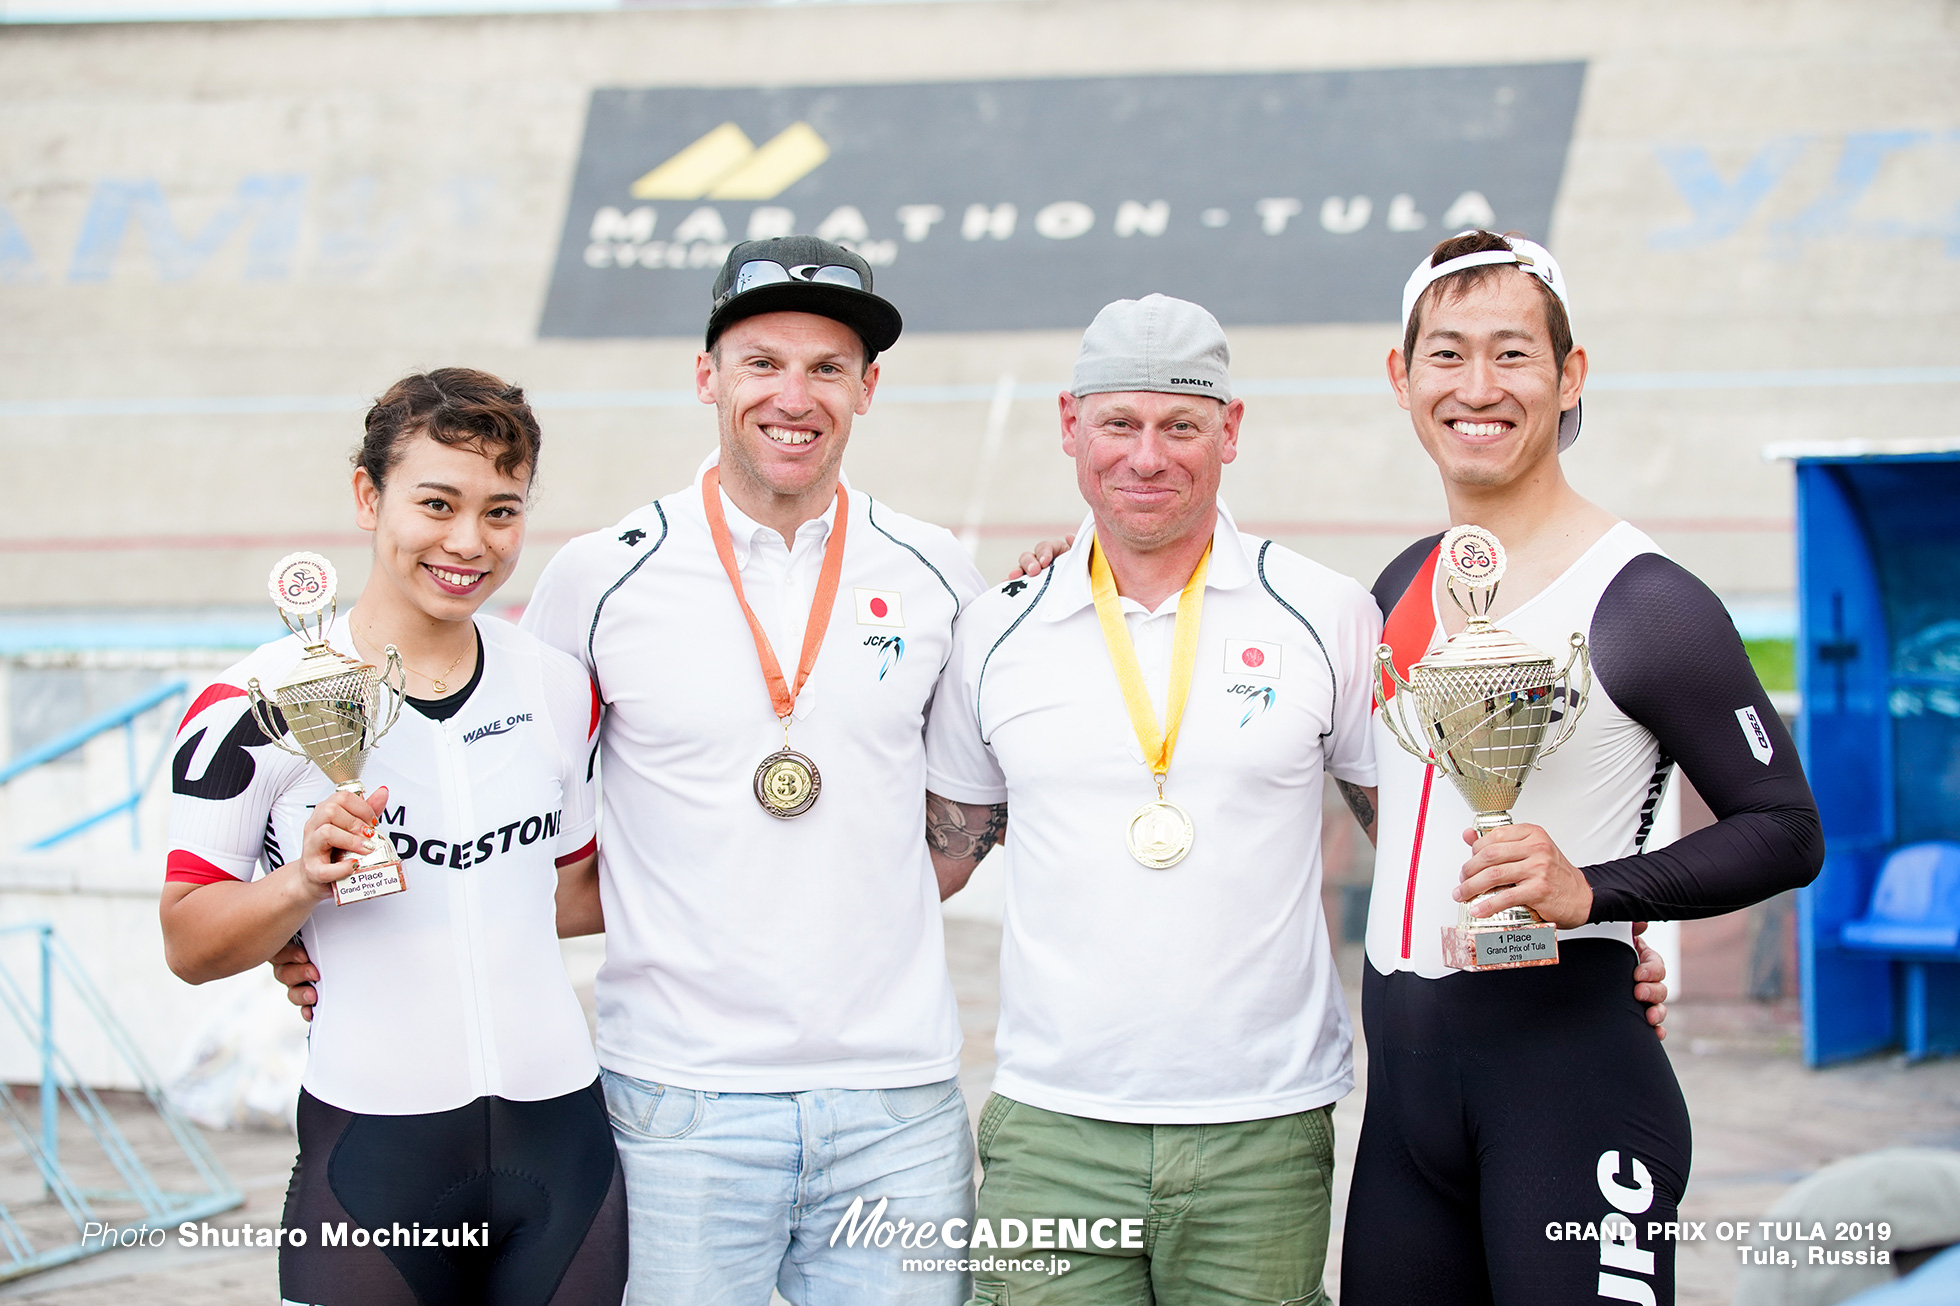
[1439,524,1506,590]
[1225,639,1282,680]
[269,552,338,617]
[854,588,904,628]
[1735,706,1774,765]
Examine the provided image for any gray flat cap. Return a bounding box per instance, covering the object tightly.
[1071,294,1233,403]
[1733,1148,1960,1306]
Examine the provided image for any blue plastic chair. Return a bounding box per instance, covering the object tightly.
[1841,842,1960,1060]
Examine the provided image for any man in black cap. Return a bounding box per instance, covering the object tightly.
[516,236,987,1304]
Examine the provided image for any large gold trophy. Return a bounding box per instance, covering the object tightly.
[245,553,409,906]
[1374,526,1590,971]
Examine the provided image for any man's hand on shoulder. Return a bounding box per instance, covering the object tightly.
[1455,823,1594,930]
[1008,535,1074,581]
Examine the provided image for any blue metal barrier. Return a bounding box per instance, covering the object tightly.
[0,681,187,851]
[0,922,241,1281]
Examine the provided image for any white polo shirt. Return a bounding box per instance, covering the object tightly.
[522,452,986,1092]
[925,503,1380,1124]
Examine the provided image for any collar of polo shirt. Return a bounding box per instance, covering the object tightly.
[692,448,846,569]
[1038,499,1258,622]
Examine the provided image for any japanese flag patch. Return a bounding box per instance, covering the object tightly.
[855,588,905,628]
[1225,639,1281,680]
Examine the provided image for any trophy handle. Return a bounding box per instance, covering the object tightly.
[369,646,407,742]
[1536,633,1592,765]
[244,678,313,761]
[1374,645,1432,763]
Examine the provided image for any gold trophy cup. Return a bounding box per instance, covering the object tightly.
[246,552,409,906]
[1374,525,1590,971]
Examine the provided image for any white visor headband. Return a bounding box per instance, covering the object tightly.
[1399,234,1582,451]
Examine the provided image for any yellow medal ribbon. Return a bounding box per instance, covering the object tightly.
[1089,535,1212,797]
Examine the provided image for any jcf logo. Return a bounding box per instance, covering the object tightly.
[1227,682,1276,727]
[863,635,905,682]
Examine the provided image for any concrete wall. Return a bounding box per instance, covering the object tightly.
[0,0,1955,609]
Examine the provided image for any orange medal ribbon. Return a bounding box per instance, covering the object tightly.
[701,465,849,732]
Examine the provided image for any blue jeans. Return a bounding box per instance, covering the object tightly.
[602,1069,974,1306]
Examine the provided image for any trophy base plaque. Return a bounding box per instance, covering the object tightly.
[1442,907,1560,971]
[332,844,407,906]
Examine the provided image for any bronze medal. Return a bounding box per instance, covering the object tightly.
[701,468,849,823]
[753,747,821,819]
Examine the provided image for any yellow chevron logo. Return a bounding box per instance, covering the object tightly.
[629,122,831,202]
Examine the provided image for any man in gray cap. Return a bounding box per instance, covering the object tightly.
[923,293,1382,1304]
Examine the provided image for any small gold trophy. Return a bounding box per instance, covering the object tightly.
[246,552,408,906]
[1374,525,1590,971]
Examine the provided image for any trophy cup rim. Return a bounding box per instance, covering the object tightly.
[1412,625,1556,672]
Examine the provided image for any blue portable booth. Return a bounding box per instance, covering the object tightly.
[1786,440,1960,1065]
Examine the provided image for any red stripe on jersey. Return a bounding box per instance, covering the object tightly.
[587,679,602,740]
[1376,544,1441,706]
[555,837,597,869]
[166,849,240,886]
[180,683,247,731]
[1382,545,1442,959]
[1402,765,1435,959]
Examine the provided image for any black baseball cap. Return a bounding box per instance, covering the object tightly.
[705,235,904,359]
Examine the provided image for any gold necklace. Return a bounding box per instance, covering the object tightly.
[365,625,474,695]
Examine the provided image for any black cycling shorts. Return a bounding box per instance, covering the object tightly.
[1341,940,1692,1306]
[279,1079,627,1306]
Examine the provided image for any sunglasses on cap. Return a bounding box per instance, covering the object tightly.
[725,259,865,301]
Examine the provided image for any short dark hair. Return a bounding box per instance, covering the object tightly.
[1402,229,1572,376]
[355,368,541,492]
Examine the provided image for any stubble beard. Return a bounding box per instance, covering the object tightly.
[719,407,848,508]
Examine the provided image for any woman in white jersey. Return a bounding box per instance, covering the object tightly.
[159,369,625,1306]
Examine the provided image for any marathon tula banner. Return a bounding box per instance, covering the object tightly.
[539,64,1585,338]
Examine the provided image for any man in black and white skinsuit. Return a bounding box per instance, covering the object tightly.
[1338,230,1825,1306]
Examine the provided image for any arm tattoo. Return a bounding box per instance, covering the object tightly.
[925,793,1009,867]
[1337,780,1376,834]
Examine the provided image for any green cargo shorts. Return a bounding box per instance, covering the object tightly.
[964,1094,1335,1305]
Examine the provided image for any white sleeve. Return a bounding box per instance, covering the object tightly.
[165,675,305,885]
[941,545,988,609]
[537,646,600,864]
[520,541,597,676]
[923,608,1008,805]
[1323,583,1382,787]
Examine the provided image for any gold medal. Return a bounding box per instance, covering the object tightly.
[754,748,821,818]
[1127,798,1195,869]
[1089,536,1212,869]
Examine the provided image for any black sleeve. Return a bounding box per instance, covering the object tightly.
[1581,553,1824,922]
[1371,533,1444,620]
